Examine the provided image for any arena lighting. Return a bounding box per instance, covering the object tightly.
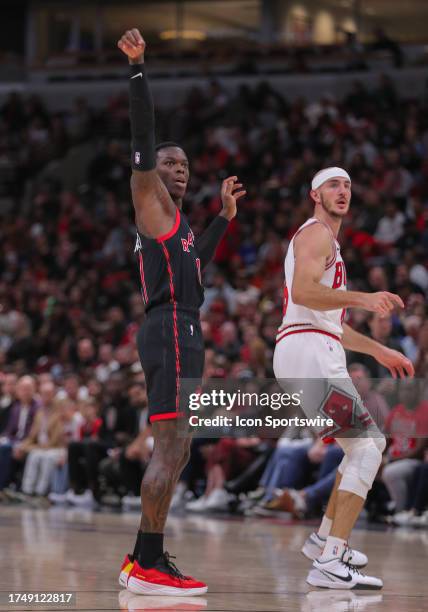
[160,29,207,41]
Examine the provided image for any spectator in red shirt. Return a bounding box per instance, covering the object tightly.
[382,380,428,513]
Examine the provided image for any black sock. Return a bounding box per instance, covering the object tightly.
[132,530,143,560]
[138,532,164,568]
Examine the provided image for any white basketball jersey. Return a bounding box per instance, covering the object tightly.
[277,218,347,340]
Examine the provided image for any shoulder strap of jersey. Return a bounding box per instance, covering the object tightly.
[292,217,336,269]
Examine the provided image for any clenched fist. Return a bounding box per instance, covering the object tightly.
[118,29,146,63]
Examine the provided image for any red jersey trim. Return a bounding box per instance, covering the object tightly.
[150,411,185,423]
[277,322,313,333]
[156,208,180,242]
[292,219,318,242]
[292,218,337,270]
[325,247,338,270]
[276,328,342,344]
[160,242,181,413]
[138,251,149,303]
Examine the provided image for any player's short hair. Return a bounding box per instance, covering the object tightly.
[155,141,183,154]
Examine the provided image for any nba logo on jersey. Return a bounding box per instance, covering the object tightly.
[134,152,141,165]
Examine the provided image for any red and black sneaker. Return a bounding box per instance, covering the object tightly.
[127,552,208,596]
[119,554,134,588]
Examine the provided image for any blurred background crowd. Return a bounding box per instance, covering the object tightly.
[1,58,428,527]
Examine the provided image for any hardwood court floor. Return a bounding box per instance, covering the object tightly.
[0,505,427,611]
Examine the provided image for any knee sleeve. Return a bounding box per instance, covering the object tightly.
[337,438,384,499]
[373,435,386,454]
[338,455,348,475]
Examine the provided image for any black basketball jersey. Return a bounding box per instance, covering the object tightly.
[134,208,204,313]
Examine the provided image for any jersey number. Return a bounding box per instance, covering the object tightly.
[332,262,347,289]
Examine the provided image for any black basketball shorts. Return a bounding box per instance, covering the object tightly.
[137,305,205,423]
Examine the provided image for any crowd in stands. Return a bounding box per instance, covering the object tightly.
[0,70,428,526]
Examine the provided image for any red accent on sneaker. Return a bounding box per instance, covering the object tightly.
[120,554,133,573]
[119,554,135,588]
[128,560,207,591]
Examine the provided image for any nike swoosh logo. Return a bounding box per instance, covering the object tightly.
[131,72,142,79]
[321,569,353,582]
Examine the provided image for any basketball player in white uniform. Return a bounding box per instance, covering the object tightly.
[274,167,414,589]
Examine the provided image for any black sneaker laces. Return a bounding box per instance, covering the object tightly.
[162,552,189,581]
[343,543,354,562]
[341,548,362,576]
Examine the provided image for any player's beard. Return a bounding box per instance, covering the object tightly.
[320,193,346,219]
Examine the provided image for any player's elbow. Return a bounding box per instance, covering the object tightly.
[291,283,305,305]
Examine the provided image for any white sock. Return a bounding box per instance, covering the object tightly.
[319,536,346,561]
[317,515,332,539]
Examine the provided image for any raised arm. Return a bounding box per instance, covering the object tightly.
[118,29,175,238]
[292,223,404,315]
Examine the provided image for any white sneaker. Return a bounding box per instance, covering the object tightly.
[204,488,231,512]
[302,532,368,568]
[410,511,428,527]
[392,510,415,525]
[307,556,383,590]
[65,489,78,504]
[68,489,96,508]
[186,495,209,512]
[48,492,68,504]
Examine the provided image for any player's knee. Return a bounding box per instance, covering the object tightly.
[374,434,386,455]
[172,441,190,473]
[338,438,383,498]
[158,436,190,471]
[140,472,169,502]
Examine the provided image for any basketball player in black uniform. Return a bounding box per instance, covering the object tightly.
[117,28,246,596]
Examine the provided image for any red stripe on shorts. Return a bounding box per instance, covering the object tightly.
[276,328,342,344]
[150,411,185,423]
[160,242,181,413]
[138,251,149,303]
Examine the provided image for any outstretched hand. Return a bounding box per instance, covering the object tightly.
[220,176,246,221]
[118,29,146,63]
[374,345,415,379]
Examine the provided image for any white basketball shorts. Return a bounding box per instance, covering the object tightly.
[274,329,347,379]
[273,330,380,438]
